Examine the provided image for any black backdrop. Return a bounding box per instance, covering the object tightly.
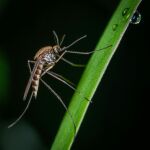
[0,0,148,150]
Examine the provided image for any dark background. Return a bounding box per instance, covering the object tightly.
[0,0,148,150]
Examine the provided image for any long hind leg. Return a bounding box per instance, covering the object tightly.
[60,56,85,67]
[40,78,76,135]
[65,45,112,55]
[8,60,37,128]
[28,60,76,135]
[45,71,90,102]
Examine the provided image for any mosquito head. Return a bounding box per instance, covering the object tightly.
[53,45,61,53]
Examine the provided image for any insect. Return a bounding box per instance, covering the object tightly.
[8,31,111,132]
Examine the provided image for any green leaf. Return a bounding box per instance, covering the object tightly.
[51,0,142,149]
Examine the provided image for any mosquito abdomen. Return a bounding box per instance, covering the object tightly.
[32,63,43,98]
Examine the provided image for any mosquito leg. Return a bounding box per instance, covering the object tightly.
[46,71,91,103]
[65,50,95,55]
[8,92,33,128]
[46,71,76,90]
[65,45,112,55]
[28,60,36,64]
[60,57,85,67]
[10,59,37,127]
[55,51,66,63]
[28,60,36,73]
[40,78,76,135]
[47,71,75,86]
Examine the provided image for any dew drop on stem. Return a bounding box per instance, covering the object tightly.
[130,11,141,24]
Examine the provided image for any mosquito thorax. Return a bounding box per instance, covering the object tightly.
[34,46,53,60]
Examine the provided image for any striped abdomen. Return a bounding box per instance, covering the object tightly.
[32,63,43,98]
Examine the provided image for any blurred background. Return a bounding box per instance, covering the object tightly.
[0,0,148,150]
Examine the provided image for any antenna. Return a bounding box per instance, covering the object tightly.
[61,35,87,51]
[52,30,59,45]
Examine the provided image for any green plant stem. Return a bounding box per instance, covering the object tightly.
[51,0,142,149]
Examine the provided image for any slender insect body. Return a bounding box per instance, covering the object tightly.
[32,45,60,98]
[32,63,43,98]
[8,31,111,132]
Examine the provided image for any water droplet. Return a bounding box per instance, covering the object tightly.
[130,11,141,24]
[122,8,130,16]
[122,8,130,19]
[112,24,118,31]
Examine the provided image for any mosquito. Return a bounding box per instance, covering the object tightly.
[8,31,111,133]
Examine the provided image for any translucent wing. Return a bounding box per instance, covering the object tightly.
[23,60,40,100]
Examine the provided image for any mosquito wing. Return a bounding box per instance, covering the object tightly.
[23,60,40,101]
